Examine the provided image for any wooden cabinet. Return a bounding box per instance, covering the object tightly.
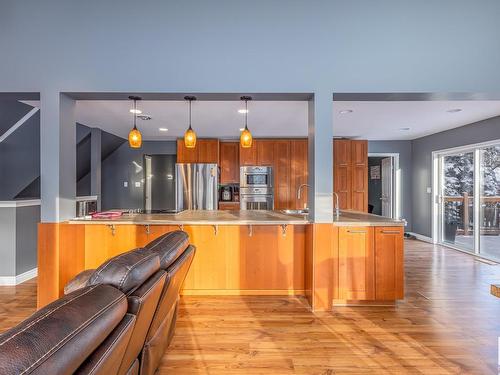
[177,139,219,163]
[238,139,308,210]
[290,139,308,209]
[374,226,404,300]
[198,139,219,163]
[220,142,240,184]
[257,140,274,165]
[333,139,368,212]
[337,226,375,300]
[239,142,257,165]
[273,140,291,209]
[218,201,240,210]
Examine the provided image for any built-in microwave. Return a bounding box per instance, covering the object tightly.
[240,166,273,188]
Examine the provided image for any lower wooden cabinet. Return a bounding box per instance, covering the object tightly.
[338,226,375,300]
[336,225,404,302]
[374,226,404,300]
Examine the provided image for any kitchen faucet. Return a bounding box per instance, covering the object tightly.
[332,192,340,217]
[297,184,310,201]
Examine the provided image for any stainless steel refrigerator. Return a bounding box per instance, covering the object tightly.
[175,163,218,210]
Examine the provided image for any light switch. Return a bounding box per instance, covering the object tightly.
[135,181,141,188]
[426,187,432,194]
[123,181,128,187]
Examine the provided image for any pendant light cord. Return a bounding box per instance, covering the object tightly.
[189,99,192,129]
[245,99,248,129]
[133,99,137,129]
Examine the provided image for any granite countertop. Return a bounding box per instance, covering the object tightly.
[68,209,405,227]
[68,210,310,225]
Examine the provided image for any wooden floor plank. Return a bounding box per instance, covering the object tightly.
[1,240,500,374]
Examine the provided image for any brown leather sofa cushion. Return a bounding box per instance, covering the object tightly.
[140,245,196,375]
[75,313,136,375]
[0,285,127,375]
[89,248,160,294]
[64,269,95,295]
[118,270,167,375]
[144,231,189,269]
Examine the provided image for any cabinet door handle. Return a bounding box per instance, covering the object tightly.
[347,230,366,233]
[381,230,400,234]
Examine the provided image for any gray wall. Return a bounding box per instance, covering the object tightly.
[15,205,39,274]
[1,1,500,93]
[411,116,500,237]
[0,208,16,277]
[0,111,40,200]
[369,140,412,230]
[102,141,176,210]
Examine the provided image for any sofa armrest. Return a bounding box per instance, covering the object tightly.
[64,269,96,295]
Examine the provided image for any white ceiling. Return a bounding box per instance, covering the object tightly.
[24,99,500,141]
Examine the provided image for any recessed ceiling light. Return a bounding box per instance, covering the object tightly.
[137,114,152,120]
[130,108,142,114]
[399,127,410,131]
[339,109,353,114]
[238,109,249,114]
[159,128,168,132]
[447,108,462,113]
[239,128,245,131]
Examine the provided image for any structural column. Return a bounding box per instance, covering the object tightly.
[307,90,334,222]
[40,91,76,222]
[90,128,102,211]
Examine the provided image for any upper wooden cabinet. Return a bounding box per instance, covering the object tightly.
[239,142,257,166]
[333,139,368,212]
[290,139,308,209]
[177,139,219,164]
[220,142,240,184]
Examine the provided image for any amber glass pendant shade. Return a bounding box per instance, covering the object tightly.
[184,125,197,148]
[240,126,253,148]
[239,96,253,148]
[128,126,142,148]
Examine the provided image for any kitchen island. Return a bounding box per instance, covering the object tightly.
[38,210,405,311]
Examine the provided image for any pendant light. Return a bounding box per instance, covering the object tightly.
[128,96,142,148]
[184,96,197,148]
[240,96,253,148]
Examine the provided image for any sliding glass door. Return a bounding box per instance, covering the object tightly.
[479,145,500,259]
[440,151,475,252]
[436,142,500,260]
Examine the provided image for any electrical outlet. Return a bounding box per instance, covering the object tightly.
[123,181,128,187]
[135,181,141,188]
[426,187,432,194]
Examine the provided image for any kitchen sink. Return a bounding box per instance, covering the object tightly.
[281,209,309,216]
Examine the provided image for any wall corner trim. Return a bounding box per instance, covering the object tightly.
[0,268,37,286]
[407,232,433,243]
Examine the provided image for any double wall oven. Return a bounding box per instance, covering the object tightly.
[240,166,274,210]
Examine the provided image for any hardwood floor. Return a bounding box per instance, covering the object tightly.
[2,240,500,374]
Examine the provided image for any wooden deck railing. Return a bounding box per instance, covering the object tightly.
[444,194,500,236]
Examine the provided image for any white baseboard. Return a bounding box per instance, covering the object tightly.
[0,268,37,286]
[407,232,433,243]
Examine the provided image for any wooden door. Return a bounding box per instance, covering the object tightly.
[177,139,198,163]
[290,139,308,209]
[198,139,219,163]
[220,142,240,184]
[338,226,375,300]
[333,139,351,209]
[351,140,368,212]
[273,140,290,209]
[375,226,404,300]
[239,142,257,166]
[257,140,274,165]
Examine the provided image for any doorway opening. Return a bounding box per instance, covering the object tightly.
[368,153,400,218]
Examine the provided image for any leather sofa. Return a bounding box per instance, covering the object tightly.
[0,231,194,375]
